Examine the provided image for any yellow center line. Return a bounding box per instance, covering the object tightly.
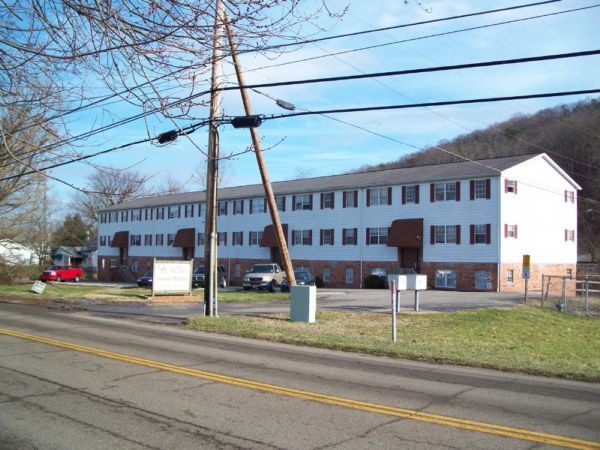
[1,327,599,450]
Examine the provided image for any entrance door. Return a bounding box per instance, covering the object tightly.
[182,247,194,260]
[399,248,420,272]
[119,248,128,265]
[270,247,282,266]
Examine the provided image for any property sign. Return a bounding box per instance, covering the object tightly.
[522,254,531,279]
[152,259,193,296]
[30,280,46,294]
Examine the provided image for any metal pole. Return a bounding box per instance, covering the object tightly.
[585,277,589,316]
[391,280,397,342]
[414,290,419,311]
[562,277,567,310]
[224,17,296,287]
[541,274,545,302]
[524,277,528,303]
[204,0,224,317]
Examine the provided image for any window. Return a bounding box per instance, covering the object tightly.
[99,236,106,246]
[367,227,388,245]
[470,224,490,245]
[475,270,491,290]
[368,187,390,206]
[130,260,139,272]
[275,196,286,212]
[197,232,205,246]
[433,225,460,244]
[343,190,358,208]
[293,194,312,211]
[233,200,244,215]
[342,228,358,246]
[505,179,517,193]
[320,229,334,246]
[184,204,194,218]
[144,208,154,221]
[156,207,165,220]
[566,268,573,279]
[505,224,518,238]
[506,270,514,284]
[565,229,575,242]
[292,229,312,245]
[251,198,265,214]
[131,209,142,221]
[249,231,263,246]
[370,267,387,277]
[472,180,488,199]
[168,206,179,219]
[232,231,243,246]
[345,267,354,284]
[121,210,129,222]
[435,269,456,288]
[109,211,118,223]
[565,190,575,203]
[110,258,117,268]
[323,267,331,283]
[217,232,227,246]
[434,182,457,201]
[197,204,203,217]
[156,234,164,246]
[167,234,175,246]
[402,185,419,204]
[321,192,334,209]
[144,234,153,246]
[130,235,141,246]
[235,264,241,278]
[218,201,228,216]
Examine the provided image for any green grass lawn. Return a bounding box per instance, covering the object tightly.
[187,306,600,381]
[0,283,288,303]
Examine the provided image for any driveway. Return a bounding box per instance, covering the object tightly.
[80,288,525,323]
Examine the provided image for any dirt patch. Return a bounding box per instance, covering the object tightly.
[149,295,201,304]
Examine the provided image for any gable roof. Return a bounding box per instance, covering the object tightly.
[101,153,540,212]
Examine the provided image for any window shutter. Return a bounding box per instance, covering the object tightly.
[571,191,575,203]
[343,192,347,208]
[430,184,435,203]
[309,194,313,210]
[387,187,392,205]
[366,228,371,245]
[514,181,518,194]
[225,202,228,215]
[249,199,253,214]
[291,230,296,245]
[342,228,347,245]
[178,205,181,217]
[504,224,508,238]
[354,190,358,207]
[415,185,420,204]
[470,225,475,244]
[241,200,244,215]
[320,229,323,246]
[281,196,286,211]
[292,196,296,211]
[330,229,334,245]
[331,193,335,209]
[514,224,518,239]
[263,198,267,213]
[486,179,491,199]
[320,193,324,209]
[505,179,509,193]
[430,225,435,245]
[470,180,475,200]
[486,224,491,244]
[366,189,371,207]
[564,190,568,202]
[455,181,461,201]
[240,232,244,246]
[402,186,406,204]
[456,225,461,244]
[353,228,357,245]
[308,230,313,245]
[565,229,568,241]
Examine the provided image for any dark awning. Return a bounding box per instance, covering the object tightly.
[260,224,288,247]
[111,231,129,248]
[387,219,423,248]
[173,228,195,247]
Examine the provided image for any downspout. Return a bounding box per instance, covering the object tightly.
[359,187,365,288]
[497,175,502,292]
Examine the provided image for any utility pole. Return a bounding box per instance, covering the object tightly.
[204,0,224,316]
[224,16,296,288]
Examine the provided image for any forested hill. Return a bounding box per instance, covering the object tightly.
[353,98,600,258]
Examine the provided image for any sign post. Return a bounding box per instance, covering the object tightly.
[522,254,531,303]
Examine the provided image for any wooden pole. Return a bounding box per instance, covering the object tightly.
[223,17,296,287]
[204,0,224,316]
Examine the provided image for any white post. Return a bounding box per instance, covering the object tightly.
[391,280,397,343]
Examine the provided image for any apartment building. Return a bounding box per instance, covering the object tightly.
[97,153,579,292]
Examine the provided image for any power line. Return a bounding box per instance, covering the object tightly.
[236,0,562,53]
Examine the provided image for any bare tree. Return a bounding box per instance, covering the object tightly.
[192,156,232,190]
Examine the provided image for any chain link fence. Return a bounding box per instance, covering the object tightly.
[537,274,600,316]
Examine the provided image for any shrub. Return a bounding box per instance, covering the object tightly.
[364,274,386,289]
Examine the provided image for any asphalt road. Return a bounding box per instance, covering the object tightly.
[81,288,526,323]
[1,302,599,449]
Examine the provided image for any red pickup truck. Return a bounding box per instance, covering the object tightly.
[40,265,83,282]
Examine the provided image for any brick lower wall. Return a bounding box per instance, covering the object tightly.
[97,253,576,293]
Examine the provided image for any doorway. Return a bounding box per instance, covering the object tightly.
[399,248,420,272]
[119,248,128,265]
[182,247,194,260]
[270,247,282,266]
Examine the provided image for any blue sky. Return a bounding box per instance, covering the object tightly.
[51,0,600,212]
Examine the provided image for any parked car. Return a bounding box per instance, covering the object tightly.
[243,263,285,292]
[280,270,316,292]
[192,265,227,288]
[40,265,83,282]
[136,271,153,288]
